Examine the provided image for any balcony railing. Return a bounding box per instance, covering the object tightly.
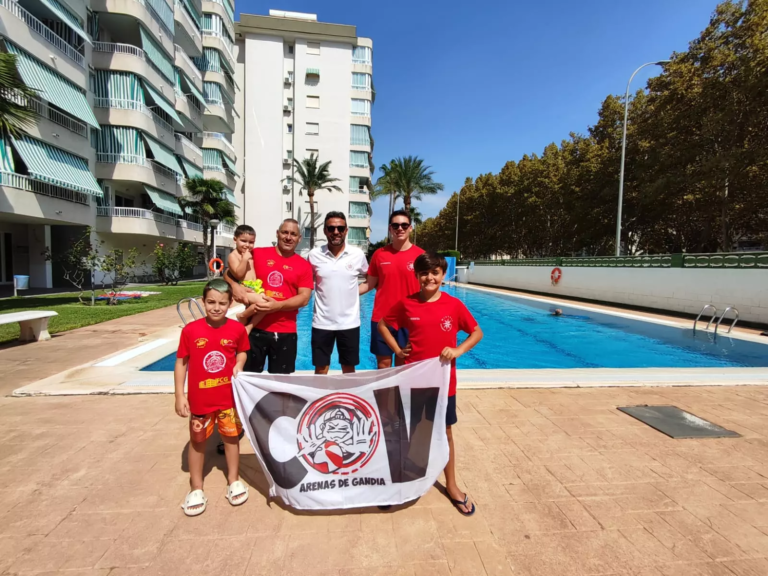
[94,97,174,134]
[177,218,204,232]
[0,0,85,67]
[29,98,88,138]
[350,187,368,195]
[348,239,369,247]
[203,164,225,173]
[174,0,201,42]
[202,30,234,61]
[175,44,202,81]
[203,132,235,156]
[0,171,90,205]
[175,133,202,156]
[96,153,178,181]
[93,42,170,89]
[97,206,178,226]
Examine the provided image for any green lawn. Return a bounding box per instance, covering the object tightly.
[0,283,207,344]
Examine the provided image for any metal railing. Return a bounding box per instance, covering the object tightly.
[350,188,368,195]
[204,0,235,32]
[464,251,768,269]
[93,98,173,135]
[96,153,178,182]
[97,206,177,226]
[0,0,85,67]
[175,133,202,156]
[177,219,204,232]
[93,41,145,59]
[0,171,89,205]
[202,30,234,61]
[175,45,203,81]
[28,98,88,138]
[174,0,201,42]
[203,132,236,155]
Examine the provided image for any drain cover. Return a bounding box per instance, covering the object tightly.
[617,405,740,439]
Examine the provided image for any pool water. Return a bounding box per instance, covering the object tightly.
[143,286,768,372]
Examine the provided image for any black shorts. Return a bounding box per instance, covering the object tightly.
[311,327,360,367]
[447,395,457,426]
[370,320,409,357]
[247,329,297,374]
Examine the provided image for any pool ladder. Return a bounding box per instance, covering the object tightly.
[177,297,204,326]
[693,304,739,335]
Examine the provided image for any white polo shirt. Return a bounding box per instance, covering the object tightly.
[308,243,369,330]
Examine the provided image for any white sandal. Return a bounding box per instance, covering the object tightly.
[181,489,207,516]
[226,480,249,506]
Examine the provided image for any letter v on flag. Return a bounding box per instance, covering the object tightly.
[232,358,451,509]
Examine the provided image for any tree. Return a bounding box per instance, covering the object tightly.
[43,228,99,305]
[292,154,341,249]
[0,53,38,139]
[99,247,143,305]
[180,177,236,276]
[372,160,402,219]
[375,156,444,213]
[152,242,197,285]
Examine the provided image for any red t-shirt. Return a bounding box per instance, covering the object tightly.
[251,246,314,333]
[368,244,425,322]
[177,318,250,414]
[383,293,478,396]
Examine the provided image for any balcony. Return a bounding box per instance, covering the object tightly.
[0,171,95,226]
[174,0,202,57]
[91,0,175,57]
[202,0,234,37]
[0,0,87,87]
[92,42,174,102]
[352,62,373,75]
[175,133,203,167]
[96,154,181,194]
[175,45,203,92]
[94,98,174,143]
[202,31,235,73]
[202,166,236,189]
[202,70,235,103]
[176,95,204,132]
[201,132,235,159]
[96,206,179,239]
[203,100,234,133]
[24,98,92,158]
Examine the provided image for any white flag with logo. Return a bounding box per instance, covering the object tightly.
[233,359,450,510]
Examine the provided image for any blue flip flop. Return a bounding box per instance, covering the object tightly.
[450,493,476,516]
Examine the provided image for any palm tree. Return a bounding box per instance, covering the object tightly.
[372,160,402,218]
[410,206,423,244]
[293,154,341,249]
[0,53,38,138]
[375,156,444,213]
[180,177,236,275]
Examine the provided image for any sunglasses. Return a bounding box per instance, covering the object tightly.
[326,225,347,233]
[389,222,411,230]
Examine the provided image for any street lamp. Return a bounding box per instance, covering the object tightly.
[615,60,670,256]
[209,218,220,275]
[454,189,460,253]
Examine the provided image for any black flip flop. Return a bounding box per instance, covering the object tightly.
[450,493,476,516]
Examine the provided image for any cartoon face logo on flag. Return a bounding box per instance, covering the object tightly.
[297,394,380,474]
[233,358,451,510]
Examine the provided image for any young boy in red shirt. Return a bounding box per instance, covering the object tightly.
[378,252,483,516]
[175,279,250,516]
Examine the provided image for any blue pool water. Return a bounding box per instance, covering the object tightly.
[143,286,768,372]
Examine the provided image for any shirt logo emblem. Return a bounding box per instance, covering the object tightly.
[203,351,226,373]
[409,317,420,321]
[195,338,208,349]
[406,261,415,271]
[440,316,454,332]
[283,264,292,270]
[345,263,354,271]
[267,270,284,287]
[220,339,234,347]
[267,259,276,267]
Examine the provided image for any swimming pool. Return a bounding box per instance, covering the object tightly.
[141,285,768,372]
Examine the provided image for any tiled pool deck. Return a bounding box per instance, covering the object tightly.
[0,293,767,574]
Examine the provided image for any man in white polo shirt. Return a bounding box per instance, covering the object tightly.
[307,211,369,374]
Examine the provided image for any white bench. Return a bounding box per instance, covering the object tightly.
[0,311,58,342]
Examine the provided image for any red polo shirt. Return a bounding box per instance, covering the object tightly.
[251,246,313,333]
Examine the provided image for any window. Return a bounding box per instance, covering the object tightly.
[353,46,372,64]
[286,150,293,160]
[286,176,293,184]
[287,71,294,82]
[349,202,369,217]
[303,227,314,238]
[286,201,292,211]
[350,151,368,168]
[351,99,371,117]
[287,123,293,133]
[352,73,371,90]
[348,227,367,243]
[307,42,320,55]
[306,95,320,109]
[288,45,294,55]
[350,125,370,146]
[350,176,367,193]
[287,97,293,109]
[306,122,319,135]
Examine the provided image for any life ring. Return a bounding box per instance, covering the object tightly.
[551,267,562,285]
[209,258,224,273]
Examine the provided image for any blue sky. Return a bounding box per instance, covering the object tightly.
[236,0,721,242]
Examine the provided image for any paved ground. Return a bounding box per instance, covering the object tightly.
[1,386,768,575]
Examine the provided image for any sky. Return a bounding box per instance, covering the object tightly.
[235,0,722,242]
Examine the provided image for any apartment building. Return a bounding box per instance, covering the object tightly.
[0,0,239,289]
[234,10,373,253]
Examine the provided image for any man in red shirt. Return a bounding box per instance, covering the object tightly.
[226,219,313,374]
[360,210,424,369]
[379,252,484,516]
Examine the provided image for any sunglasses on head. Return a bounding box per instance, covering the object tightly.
[326,225,347,233]
[389,222,410,230]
